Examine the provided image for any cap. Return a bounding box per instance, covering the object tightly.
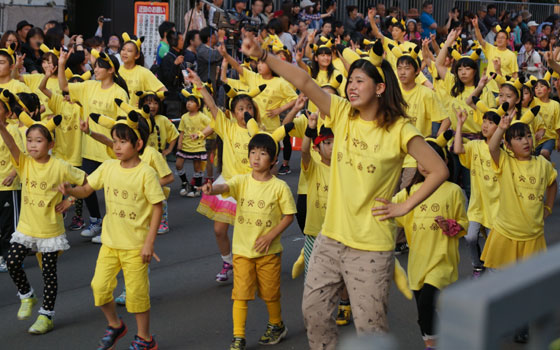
[300,0,315,8]
[16,20,33,31]
[528,21,539,27]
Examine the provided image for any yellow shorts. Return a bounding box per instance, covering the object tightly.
[232,254,281,302]
[481,229,547,269]
[91,245,150,313]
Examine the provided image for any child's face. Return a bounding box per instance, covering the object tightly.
[146,98,160,116]
[316,138,334,162]
[316,53,332,68]
[0,56,12,77]
[26,128,53,159]
[534,83,550,99]
[391,27,404,41]
[397,62,418,85]
[481,118,498,139]
[507,132,533,159]
[522,87,533,107]
[112,132,141,161]
[41,56,56,74]
[498,86,520,110]
[457,65,475,85]
[120,43,140,64]
[249,147,274,171]
[234,99,254,126]
[186,99,199,112]
[257,60,272,76]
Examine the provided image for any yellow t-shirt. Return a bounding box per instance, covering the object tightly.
[402,83,446,167]
[332,57,347,77]
[18,125,28,153]
[492,151,557,241]
[210,110,252,180]
[308,69,347,113]
[322,95,422,251]
[0,79,31,94]
[69,80,129,163]
[393,181,468,290]
[534,98,560,145]
[178,111,211,153]
[303,157,330,236]
[23,74,61,117]
[88,159,165,250]
[458,140,499,228]
[225,174,297,258]
[226,78,249,91]
[482,45,519,92]
[140,146,172,179]
[147,114,179,152]
[521,107,547,145]
[119,65,165,107]
[0,123,24,191]
[14,153,85,238]
[383,38,427,86]
[240,69,297,132]
[48,93,83,167]
[445,73,496,134]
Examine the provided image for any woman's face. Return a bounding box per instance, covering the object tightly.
[316,52,332,68]
[41,55,56,73]
[5,34,18,49]
[407,21,416,32]
[29,34,42,50]
[346,68,378,109]
[457,65,475,85]
[94,61,112,81]
[120,42,139,64]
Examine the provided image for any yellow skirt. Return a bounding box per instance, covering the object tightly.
[481,229,547,269]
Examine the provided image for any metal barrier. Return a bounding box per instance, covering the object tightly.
[454,0,560,25]
[438,242,560,350]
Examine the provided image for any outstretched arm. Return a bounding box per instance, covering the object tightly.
[488,114,511,165]
[472,16,487,49]
[57,50,70,93]
[0,119,21,164]
[186,68,219,119]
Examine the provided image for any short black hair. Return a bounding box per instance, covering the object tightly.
[483,111,501,125]
[200,27,213,44]
[422,1,433,9]
[346,5,357,15]
[111,115,150,154]
[185,95,204,109]
[487,4,497,11]
[396,55,420,71]
[26,124,53,143]
[185,30,200,47]
[158,21,175,39]
[505,122,531,144]
[267,18,283,34]
[248,133,277,160]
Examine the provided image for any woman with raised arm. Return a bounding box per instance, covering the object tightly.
[240,33,448,349]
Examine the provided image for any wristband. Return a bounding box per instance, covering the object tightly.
[68,196,76,205]
[88,129,92,136]
[196,86,203,91]
[305,126,318,139]
[545,205,552,214]
[197,131,206,140]
[259,50,268,61]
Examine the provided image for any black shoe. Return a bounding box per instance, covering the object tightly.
[278,164,291,175]
[394,242,409,255]
[513,328,529,343]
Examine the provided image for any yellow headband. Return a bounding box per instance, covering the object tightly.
[245,114,294,156]
[91,49,116,72]
[472,96,509,117]
[341,40,385,82]
[388,43,421,66]
[495,25,511,34]
[495,74,523,95]
[115,98,151,130]
[18,110,62,135]
[0,43,16,64]
[449,47,481,62]
[391,17,406,29]
[223,83,266,110]
[181,87,204,106]
[310,36,333,53]
[90,111,141,139]
[425,130,453,161]
[40,44,60,58]
[65,67,92,81]
[136,90,168,100]
[524,75,538,88]
[122,32,144,52]
[0,89,13,113]
[322,73,344,91]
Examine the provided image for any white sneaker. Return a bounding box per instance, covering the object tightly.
[179,188,188,196]
[81,218,102,238]
[186,190,196,197]
[0,256,7,272]
[91,235,102,244]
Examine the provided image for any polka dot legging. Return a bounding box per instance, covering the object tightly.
[6,243,59,311]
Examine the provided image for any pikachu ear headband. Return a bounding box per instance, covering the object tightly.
[388,43,421,69]
[472,96,510,117]
[115,98,151,130]
[0,89,15,113]
[89,110,141,140]
[540,69,560,88]
[244,112,294,156]
[495,25,511,35]
[91,49,116,72]
[321,73,344,91]
[448,47,482,62]
[341,39,385,82]
[65,67,93,81]
[524,75,538,89]
[181,87,204,106]
[18,110,62,135]
[0,43,16,64]
[390,17,406,31]
[136,90,168,101]
[310,36,333,53]
[425,130,453,162]
[223,83,266,110]
[122,32,144,52]
[495,75,523,96]
[40,44,60,58]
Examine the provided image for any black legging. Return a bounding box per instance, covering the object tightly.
[283,134,292,162]
[0,190,20,256]
[295,194,307,233]
[414,284,439,337]
[7,243,59,311]
[81,158,101,219]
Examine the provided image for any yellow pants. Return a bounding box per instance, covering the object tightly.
[232,254,281,301]
[91,245,150,313]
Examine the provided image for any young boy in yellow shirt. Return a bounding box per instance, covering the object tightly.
[60,114,164,350]
[201,118,296,350]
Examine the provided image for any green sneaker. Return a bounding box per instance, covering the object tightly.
[28,315,54,334]
[258,321,288,345]
[230,337,246,350]
[17,296,37,320]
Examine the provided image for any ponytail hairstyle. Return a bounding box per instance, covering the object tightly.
[500,83,522,119]
[93,50,130,98]
[14,92,41,120]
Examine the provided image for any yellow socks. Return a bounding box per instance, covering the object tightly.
[265,300,282,325]
[233,300,248,338]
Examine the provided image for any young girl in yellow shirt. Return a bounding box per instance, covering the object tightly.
[393,132,468,349]
[176,88,211,197]
[187,68,267,283]
[533,77,560,160]
[0,90,86,334]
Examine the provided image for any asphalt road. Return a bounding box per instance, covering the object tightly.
[1,151,559,350]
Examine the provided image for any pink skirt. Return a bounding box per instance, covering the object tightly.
[196,175,237,225]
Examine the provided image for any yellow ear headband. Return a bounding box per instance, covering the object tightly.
[341,39,385,82]
[135,90,168,101]
[310,36,333,53]
[122,32,144,52]
[65,67,93,81]
[425,130,453,161]
[390,17,405,30]
[115,98,151,129]
[223,83,266,110]
[40,44,60,58]
[89,111,141,139]
[495,25,511,34]
[524,75,538,88]
[0,89,13,113]
[495,74,523,96]
[511,105,541,126]
[181,88,203,106]
[542,69,560,87]
[472,96,509,117]
[261,34,284,55]
[322,73,344,91]
[449,47,481,62]
[388,43,421,66]
[91,49,116,72]
[245,114,294,156]
[0,43,16,64]
[18,110,62,135]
